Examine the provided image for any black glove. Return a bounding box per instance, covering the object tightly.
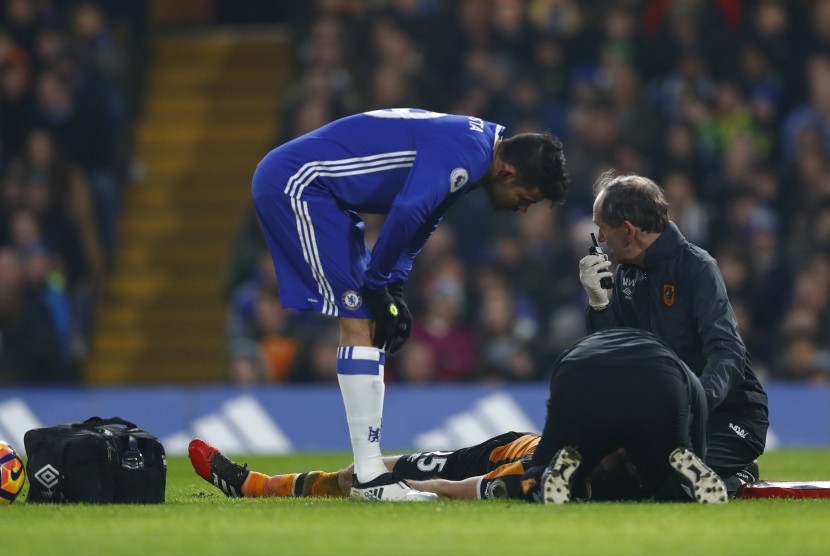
[386,281,412,354]
[362,285,410,354]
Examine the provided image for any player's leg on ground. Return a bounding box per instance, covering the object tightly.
[260,470,349,497]
[263,456,401,497]
[405,476,483,499]
[338,318,436,502]
[189,438,351,498]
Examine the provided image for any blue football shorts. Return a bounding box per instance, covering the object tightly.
[252,165,373,319]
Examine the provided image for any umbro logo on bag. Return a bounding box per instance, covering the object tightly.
[34,464,60,489]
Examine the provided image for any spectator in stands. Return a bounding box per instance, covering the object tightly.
[36,67,123,264]
[21,128,104,290]
[393,339,437,384]
[0,29,37,158]
[289,323,340,384]
[251,289,300,383]
[0,0,136,383]
[664,171,709,248]
[475,275,538,381]
[0,247,64,383]
[227,338,268,386]
[408,256,477,382]
[775,334,830,384]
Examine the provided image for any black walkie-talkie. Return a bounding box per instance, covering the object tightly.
[589,233,614,289]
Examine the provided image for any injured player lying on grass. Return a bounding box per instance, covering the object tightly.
[188,432,726,504]
[191,329,750,505]
[190,437,830,502]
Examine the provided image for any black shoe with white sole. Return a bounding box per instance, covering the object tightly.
[669,448,728,504]
[350,472,438,502]
[541,447,582,504]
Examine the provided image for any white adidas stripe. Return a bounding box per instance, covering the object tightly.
[284,151,416,196]
[286,155,416,197]
[285,151,417,316]
[291,197,337,316]
[290,161,416,200]
[216,476,238,497]
[299,198,337,316]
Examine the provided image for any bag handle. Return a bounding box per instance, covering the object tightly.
[72,416,139,430]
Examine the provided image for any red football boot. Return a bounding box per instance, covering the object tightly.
[188,438,249,498]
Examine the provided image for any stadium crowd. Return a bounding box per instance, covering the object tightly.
[0,0,144,383]
[226,0,830,386]
[2,0,827,387]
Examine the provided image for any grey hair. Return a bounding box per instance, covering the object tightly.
[593,171,669,233]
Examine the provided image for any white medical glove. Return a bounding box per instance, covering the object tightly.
[579,254,613,309]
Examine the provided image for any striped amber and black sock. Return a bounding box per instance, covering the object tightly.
[241,471,272,497]
[243,471,343,498]
[302,471,343,497]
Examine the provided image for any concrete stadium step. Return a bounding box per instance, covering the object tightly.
[116,250,229,269]
[149,69,283,89]
[110,268,220,299]
[139,141,259,159]
[145,96,275,119]
[126,183,254,202]
[124,180,254,197]
[119,214,239,235]
[153,34,287,61]
[98,295,237,313]
[138,164,264,184]
[95,321,226,340]
[97,305,226,327]
[137,123,275,148]
[87,353,226,384]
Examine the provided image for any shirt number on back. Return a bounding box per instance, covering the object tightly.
[415,452,452,473]
[365,108,447,119]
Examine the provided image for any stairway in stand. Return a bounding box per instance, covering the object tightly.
[87,30,291,384]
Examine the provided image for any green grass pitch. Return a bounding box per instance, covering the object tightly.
[4,450,830,555]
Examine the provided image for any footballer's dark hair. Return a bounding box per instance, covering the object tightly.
[499,131,569,205]
[594,171,669,233]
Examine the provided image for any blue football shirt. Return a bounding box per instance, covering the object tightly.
[255,108,504,289]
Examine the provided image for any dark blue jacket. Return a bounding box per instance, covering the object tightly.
[587,222,768,436]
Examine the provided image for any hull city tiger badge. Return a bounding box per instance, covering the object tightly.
[663,284,676,307]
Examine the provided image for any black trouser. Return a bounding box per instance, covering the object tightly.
[706,411,766,494]
[531,359,707,501]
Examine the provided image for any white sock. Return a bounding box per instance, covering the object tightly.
[336,346,387,484]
